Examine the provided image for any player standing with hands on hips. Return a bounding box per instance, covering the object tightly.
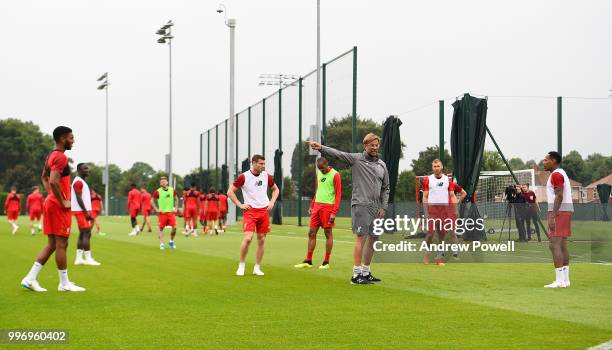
[307,133,390,285]
[227,155,279,277]
[21,126,86,292]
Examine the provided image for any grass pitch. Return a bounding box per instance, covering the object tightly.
[1,215,611,349]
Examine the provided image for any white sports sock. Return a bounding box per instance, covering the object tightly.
[254,264,261,271]
[352,265,362,278]
[58,269,70,286]
[361,265,371,276]
[563,265,570,283]
[555,267,564,282]
[38,223,42,230]
[31,228,35,234]
[26,262,43,281]
[84,250,92,260]
[76,249,84,260]
[12,222,17,229]
[238,262,246,269]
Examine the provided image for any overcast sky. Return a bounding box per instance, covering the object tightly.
[1,0,610,175]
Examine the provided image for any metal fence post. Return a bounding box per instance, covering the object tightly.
[351,46,357,152]
[557,96,562,155]
[298,78,303,226]
[322,63,327,145]
[439,100,444,160]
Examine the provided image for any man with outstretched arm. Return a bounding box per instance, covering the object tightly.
[307,133,390,285]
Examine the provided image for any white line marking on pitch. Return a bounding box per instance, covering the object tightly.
[588,340,612,350]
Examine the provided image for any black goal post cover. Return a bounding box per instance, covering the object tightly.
[380,115,402,231]
[597,184,611,221]
[273,149,284,225]
[451,93,488,241]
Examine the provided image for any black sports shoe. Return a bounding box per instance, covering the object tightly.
[350,275,372,285]
[363,273,381,283]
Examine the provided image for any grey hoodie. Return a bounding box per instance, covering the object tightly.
[319,145,390,210]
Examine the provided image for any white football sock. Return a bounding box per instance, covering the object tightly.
[555,267,564,282]
[352,265,362,278]
[361,265,371,276]
[84,250,92,260]
[76,249,84,260]
[239,262,246,269]
[563,265,570,283]
[58,269,70,286]
[26,262,43,281]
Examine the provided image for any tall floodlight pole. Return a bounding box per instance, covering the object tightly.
[97,73,110,215]
[156,20,175,186]
[316,0,321,144]
[218,4,237,224]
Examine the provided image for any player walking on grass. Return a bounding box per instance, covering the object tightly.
[127,184,142,236]
[543,151,573,288]
[4,186,21,235]
[183,183,200,236]
[152,177,178,250]
[90,188,104,235]
[140,187,153,233]
[228,155,279,277]
[294,157,341,269]
[307,133,390,285]
[217,190,228,232]
[203,188,220,236]
[72,163,101,266]
[21,126,85,292]
[26,186,44,235]
[199,191,207,232]
[422,160,457,266]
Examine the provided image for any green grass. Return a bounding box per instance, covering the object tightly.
[1,215,611,349]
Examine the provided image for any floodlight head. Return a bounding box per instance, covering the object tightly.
[157,38,166,44]
[217,4,225,13]
[156,28,166,35]
[97,83,108,90]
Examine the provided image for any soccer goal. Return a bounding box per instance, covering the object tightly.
[414,169,535,221]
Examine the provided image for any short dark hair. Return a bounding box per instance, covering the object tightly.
[317,157,328,165]
[10,186,17,191]
[77,163,87,171]
[131,183,137,188]
[547,151,562,165]
[191,182,196,187]
[251,154,265,163]
[209,187,216,193]
[53,126,72,142]
[523,183,529,187]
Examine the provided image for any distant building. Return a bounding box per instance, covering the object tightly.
[583,174,612,203]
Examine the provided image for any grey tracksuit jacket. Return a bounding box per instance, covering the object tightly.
[319,145,390,210]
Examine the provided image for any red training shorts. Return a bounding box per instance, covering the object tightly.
[547,211,572,238]
[158,212,177,229]
[73,211,92,230]
[309,203,336,229]
[243,208,270,234]
[43,200,71,237]
[184,207,198,219]
[7,210,19,221]
[142,208,151,217]
[427,205,453,233]
[91,210,99,219]
[129,208,139,218]
[30,209,42,221]
[206,210,219,221]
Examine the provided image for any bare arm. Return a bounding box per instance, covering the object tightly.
[268,184,280,210]
[49,171,70,209]
[227,185,249,210]
[553,187,563,215]
[75,190,92,220]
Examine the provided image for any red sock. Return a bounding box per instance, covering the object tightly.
[324,251,331,262]
[306,251,313,261]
